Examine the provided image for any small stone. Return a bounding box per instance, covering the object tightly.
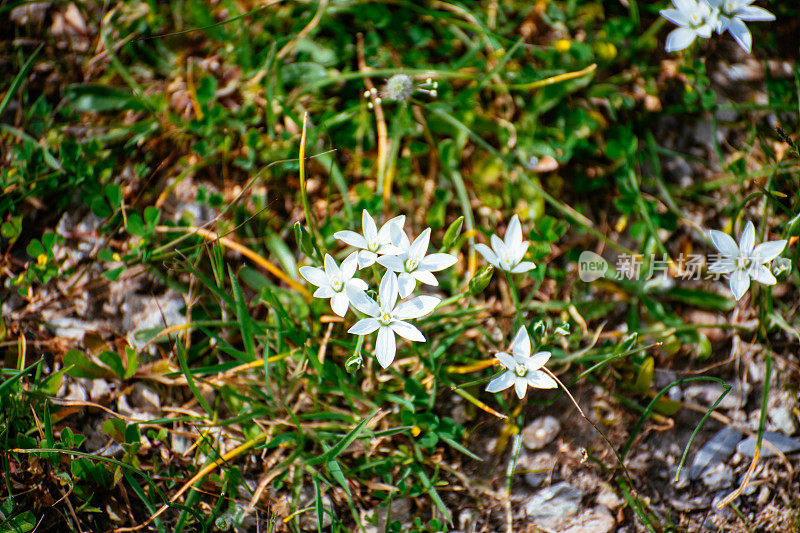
[684,383,748,410]
[88,379,111,401]
[700,463,734,490]
[769,405,797,436]
[595,483,623,510]
[561,506,615,533]
[523,482,584,529]
[521,416,561,450]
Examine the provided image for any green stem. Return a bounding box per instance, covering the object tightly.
[505,272,523,328]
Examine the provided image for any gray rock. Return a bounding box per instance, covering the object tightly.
[561,506,615,533]
[690,426,742,479]
[736,432,800,457]
[523,482,584,529]
[521,416,561,451]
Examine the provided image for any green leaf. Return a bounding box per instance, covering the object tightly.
[102,418,126,442]
[144,206,161,234]
[308,408,380,465]
[228,266,256,362]
[63,350,107,379]
[26,239,44,259]
[665,287,735,312]
[99,350,125,379]
[64,84,145,112]
[326,459,351,495]
[0,44,42,117]
[127,213,145,237]
[105,184,122,208]
[124,346,138,379]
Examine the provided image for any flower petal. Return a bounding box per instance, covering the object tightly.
[752,240,786,263]
[313,286,336,298]
[511,261,536,274]
[505,214,523,249]
[346,278,368,291]
[666,27,698,52]
[660,7,690,27]
[708,229,739,257]
[390,321,425,342]
[397,273,417,299]
[413,270,439,287]
[490,234,507,261]
[334,230,368,249]
[514,378,528,399]
[394,295,440,320]
[708,259,736,274]
[379,271,399,312]
[486,371,514,393]
[511,240,530,266]
[351,293,379,317]
[379,215,406,242]
[376,254,405,272]
[408,228,431,261]
[495,352,516,370]
[362,209,378,243]
[300,266,328,288]
[511,326,531,358]
[749,264,776,286]
[330,292,350,317]
[341,252,359,279]
[526,370,558,389]
[526,351,551,370]
[729,269,751,300]
[475,243,499,267]
[357,250,378,269]
[419,253,457,272]
[738,221,756,254]
[737,5,774,21]
[323,254,339,279]
[375,327,397,368]
[726,17,752,53]
[348,317,380,335]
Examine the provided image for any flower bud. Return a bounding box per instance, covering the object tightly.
[468,265,494,295]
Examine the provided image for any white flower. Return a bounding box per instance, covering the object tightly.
[486,326,557,399]
[348,271,440,368]
[333,210,405,269]
[660,0,718,52]
[707,0,774,53]
[377,228,458,298]
[299,252,368,317]
[475,214,536,274]
[708,221,787,301]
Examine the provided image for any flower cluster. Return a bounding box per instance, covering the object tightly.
[660,0,774,53]
[302,211,558,401]
[301,210,456,368]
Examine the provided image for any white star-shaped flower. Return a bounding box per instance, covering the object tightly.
[377,227,458,298]
[660,0,718,52]
[475,214,536,274]
[333,210,405,269]
[486,326,556,399]
[299,252,368,317]
[708,221,787,301]
[706,0,774,53]
[348,271,440,368]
